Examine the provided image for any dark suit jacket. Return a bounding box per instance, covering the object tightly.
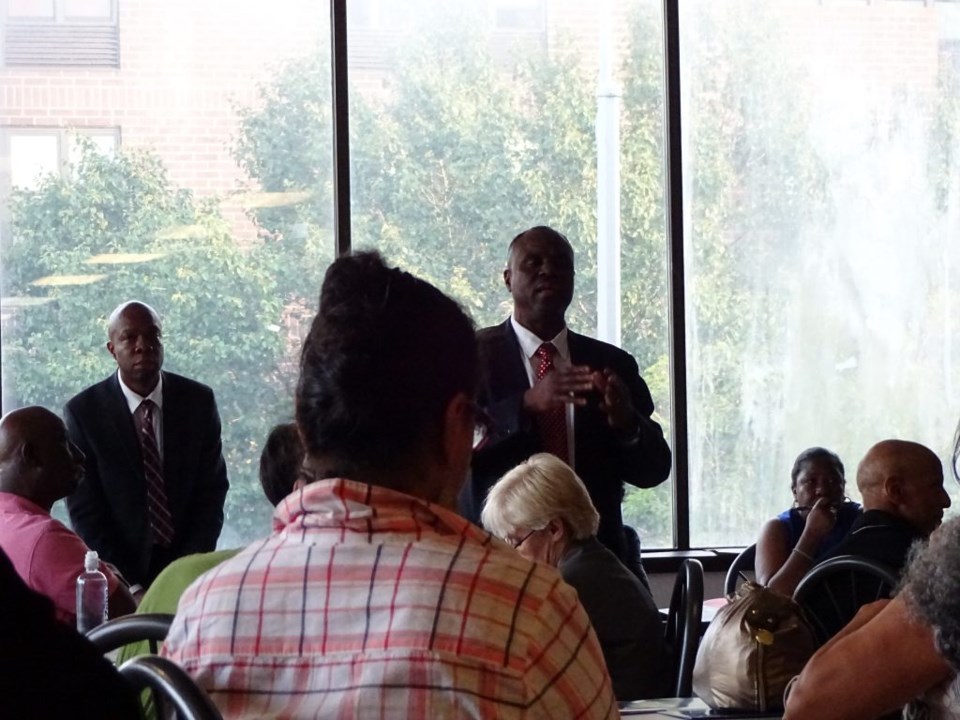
[64,371,229,586]
[461,319,671,558]
[559,537,668,700]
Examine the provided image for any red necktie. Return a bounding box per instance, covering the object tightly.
[135,400,174,547]
[534,343,569,463]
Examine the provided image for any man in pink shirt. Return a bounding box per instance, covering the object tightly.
[0,406,135,626]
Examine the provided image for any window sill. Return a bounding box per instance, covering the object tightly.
[642,547,747,574]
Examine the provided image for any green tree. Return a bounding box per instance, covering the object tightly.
[4,143,285,542]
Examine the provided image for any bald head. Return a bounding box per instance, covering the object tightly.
[857,439,950,536]
[0,407,84,510]
[106,301,164,396]
[107,301,161,337]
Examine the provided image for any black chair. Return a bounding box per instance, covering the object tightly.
[664,558,704,697]
[792,555,899,646]
[86,612,174,655]
[723,544,756,596]
[119,655,222,720]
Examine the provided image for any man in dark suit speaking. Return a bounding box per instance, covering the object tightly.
[65,301,229,588]
[460,226,671,560]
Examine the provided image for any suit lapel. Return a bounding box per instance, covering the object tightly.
[491,319,531,399]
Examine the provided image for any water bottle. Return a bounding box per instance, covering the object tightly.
[76,550,108,634]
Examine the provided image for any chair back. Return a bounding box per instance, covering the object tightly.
[664,558,704,697]
[119,655,222,720]
[86,612,174,655]
[723,544,757,597]
[792,555,898,646]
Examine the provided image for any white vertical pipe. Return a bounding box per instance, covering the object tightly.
[596,0,622,345]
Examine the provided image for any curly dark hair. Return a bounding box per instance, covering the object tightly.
[790,446,845,491]
[259,423,304,507]
[902,516,960,671]
[296,251,477,483]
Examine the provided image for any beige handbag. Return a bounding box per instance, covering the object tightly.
[692,581,816,711]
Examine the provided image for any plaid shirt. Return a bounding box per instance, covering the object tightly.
[163,478,617,719]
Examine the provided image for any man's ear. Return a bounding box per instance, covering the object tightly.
[884,476,905,504]
[547,517,566,543]
[503,268,512,292]
[440,392,472,466]
[106,340,116,359]
[19,440,40,469]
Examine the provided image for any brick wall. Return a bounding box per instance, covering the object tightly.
[0,0,946,239]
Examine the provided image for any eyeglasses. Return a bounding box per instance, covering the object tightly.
[506,528,538,550]
[470,402,493,451]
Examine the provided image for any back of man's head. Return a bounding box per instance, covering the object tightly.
[296,252,477,490]
[259,423,304,507]
[857,439,950,536]
[0,407,81,510]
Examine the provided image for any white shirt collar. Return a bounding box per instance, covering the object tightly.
[117,369,164,415]
[510,314,570,362]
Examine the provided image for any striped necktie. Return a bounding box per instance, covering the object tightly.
[135,399,174,547]
[534,342,569,463]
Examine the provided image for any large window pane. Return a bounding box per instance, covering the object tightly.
[346,1,674,547]
[682,0,960,546]
[0,1,334,547]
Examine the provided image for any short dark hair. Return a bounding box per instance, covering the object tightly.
[296,251,477,481]
[259,423,304,506]
[790,447,845,491]
[506,225,574,263]
[902,516,960,670]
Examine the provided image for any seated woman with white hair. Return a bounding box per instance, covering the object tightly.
[481,453,667,701]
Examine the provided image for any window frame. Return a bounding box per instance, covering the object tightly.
[4,0,117,25]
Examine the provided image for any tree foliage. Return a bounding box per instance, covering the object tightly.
[5,143,285,542]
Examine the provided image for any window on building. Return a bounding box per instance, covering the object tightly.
[3,127,117,192]
[491,0,545,31]
[7,0,113,21]
[3,0,118,66]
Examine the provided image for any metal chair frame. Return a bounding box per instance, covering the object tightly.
[792,554,898,646]
[723,544,757,597]
[85,612,175,655]
[664,558,704,697]
[119,655,222,720]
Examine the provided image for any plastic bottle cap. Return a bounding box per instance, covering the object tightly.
[84,550,99,572]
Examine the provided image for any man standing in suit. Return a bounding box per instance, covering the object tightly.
[65,301,229,588]
[461,226,672,560]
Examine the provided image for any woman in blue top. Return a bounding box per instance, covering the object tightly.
[755,447,861,596]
